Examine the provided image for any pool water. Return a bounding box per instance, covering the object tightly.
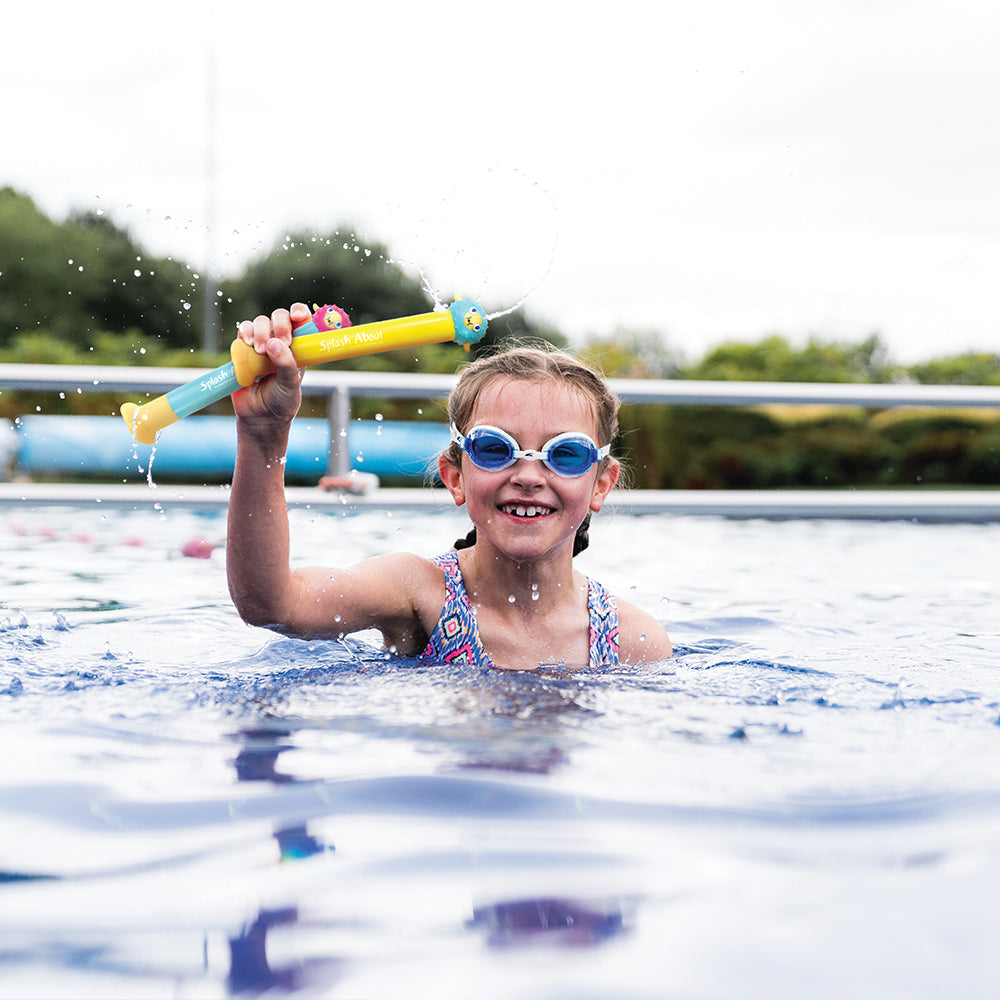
[1,503,999,998]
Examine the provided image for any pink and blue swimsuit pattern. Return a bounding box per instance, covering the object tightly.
[421,551,621,667]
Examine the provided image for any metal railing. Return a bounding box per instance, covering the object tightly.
[3,362,1000,477]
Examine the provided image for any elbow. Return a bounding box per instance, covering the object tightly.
[229,585,287,633]
[234,602,283,632]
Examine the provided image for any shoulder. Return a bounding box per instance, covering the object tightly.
[352,551,446,594]
[341,551,448,655]
[317,551,445,620]
[614,594,673,663]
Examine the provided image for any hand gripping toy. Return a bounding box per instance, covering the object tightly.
[120,298,488,445]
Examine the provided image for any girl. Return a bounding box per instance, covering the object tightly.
[226,304,672,670]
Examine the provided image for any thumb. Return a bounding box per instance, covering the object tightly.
[265,336,301,380]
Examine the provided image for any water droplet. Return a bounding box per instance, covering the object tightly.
[508,594,516,603]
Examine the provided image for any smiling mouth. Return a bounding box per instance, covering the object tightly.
[500,503,553,518]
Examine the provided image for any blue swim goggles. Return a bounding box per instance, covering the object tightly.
[450,423,611,478]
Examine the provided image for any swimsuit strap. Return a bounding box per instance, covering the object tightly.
[422,552,493,667]
[587,575,621,666]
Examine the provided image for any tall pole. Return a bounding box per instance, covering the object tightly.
[202,21,220,354]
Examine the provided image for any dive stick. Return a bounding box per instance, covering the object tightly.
[120,299,487,445]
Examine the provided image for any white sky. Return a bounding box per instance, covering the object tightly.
[4,0,1000,363]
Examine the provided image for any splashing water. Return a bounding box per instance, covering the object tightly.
[388,167,559,323]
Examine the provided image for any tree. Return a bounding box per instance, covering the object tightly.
[907,352,1000,386]
[221,229,561,370]
[581,327,682,379]
[683,332,898,383]
[0,187,198,349]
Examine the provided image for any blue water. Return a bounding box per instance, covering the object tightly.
[1,504,999,998]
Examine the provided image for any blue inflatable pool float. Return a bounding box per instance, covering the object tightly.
[14,415,450,483]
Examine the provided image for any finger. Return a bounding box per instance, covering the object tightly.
[237,318,255,345]
[251,315,272,353]
[270,308,294,343]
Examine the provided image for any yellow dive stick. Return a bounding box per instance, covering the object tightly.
[120,299,487,445]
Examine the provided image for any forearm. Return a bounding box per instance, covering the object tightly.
[226,418,296,627]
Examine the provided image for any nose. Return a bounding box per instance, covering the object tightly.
[509,455,547,487]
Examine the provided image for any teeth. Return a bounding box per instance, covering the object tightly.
[504,504,548,518]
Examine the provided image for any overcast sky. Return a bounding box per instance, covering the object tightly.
[5,0,1000,363]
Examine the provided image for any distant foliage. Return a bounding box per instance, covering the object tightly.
[2,188,998,486]
[907,352,1000,386]
[682,332,896,383]
[0,187,198,350]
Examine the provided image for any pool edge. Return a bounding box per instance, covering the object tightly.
[1,482,998,521]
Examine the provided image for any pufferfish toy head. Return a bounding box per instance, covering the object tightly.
[447,298,488,348]
[311,303,351,332]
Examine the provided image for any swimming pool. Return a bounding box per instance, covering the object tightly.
[2,502,998,998]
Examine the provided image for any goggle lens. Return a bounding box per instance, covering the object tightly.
[547,438,594,476]
[468,434,514,469]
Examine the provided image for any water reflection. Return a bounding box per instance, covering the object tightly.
[232,726,296,784]
[226,728,336,996]
[223,688,631,994]
[227,907,299,995]
[469,897,627,948]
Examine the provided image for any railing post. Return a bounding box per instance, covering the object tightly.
[327,384,351,478]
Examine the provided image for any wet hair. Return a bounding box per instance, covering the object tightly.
[444,345,621,555]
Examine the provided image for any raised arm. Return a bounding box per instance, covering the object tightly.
[225,305,443,650]
[225,305,311,630]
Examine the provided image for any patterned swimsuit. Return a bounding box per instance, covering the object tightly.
[421,552,620,668]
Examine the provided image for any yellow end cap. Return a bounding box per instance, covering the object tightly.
[120,396,179,446]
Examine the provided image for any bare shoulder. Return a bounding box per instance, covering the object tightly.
[330,551,444,610]
[615,595,673,662]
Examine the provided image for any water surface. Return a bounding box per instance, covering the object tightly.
[1,504,998,998]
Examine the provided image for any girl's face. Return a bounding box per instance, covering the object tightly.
[440,377,619,564]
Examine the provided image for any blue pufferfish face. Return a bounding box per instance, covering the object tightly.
[463,306,483,333]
